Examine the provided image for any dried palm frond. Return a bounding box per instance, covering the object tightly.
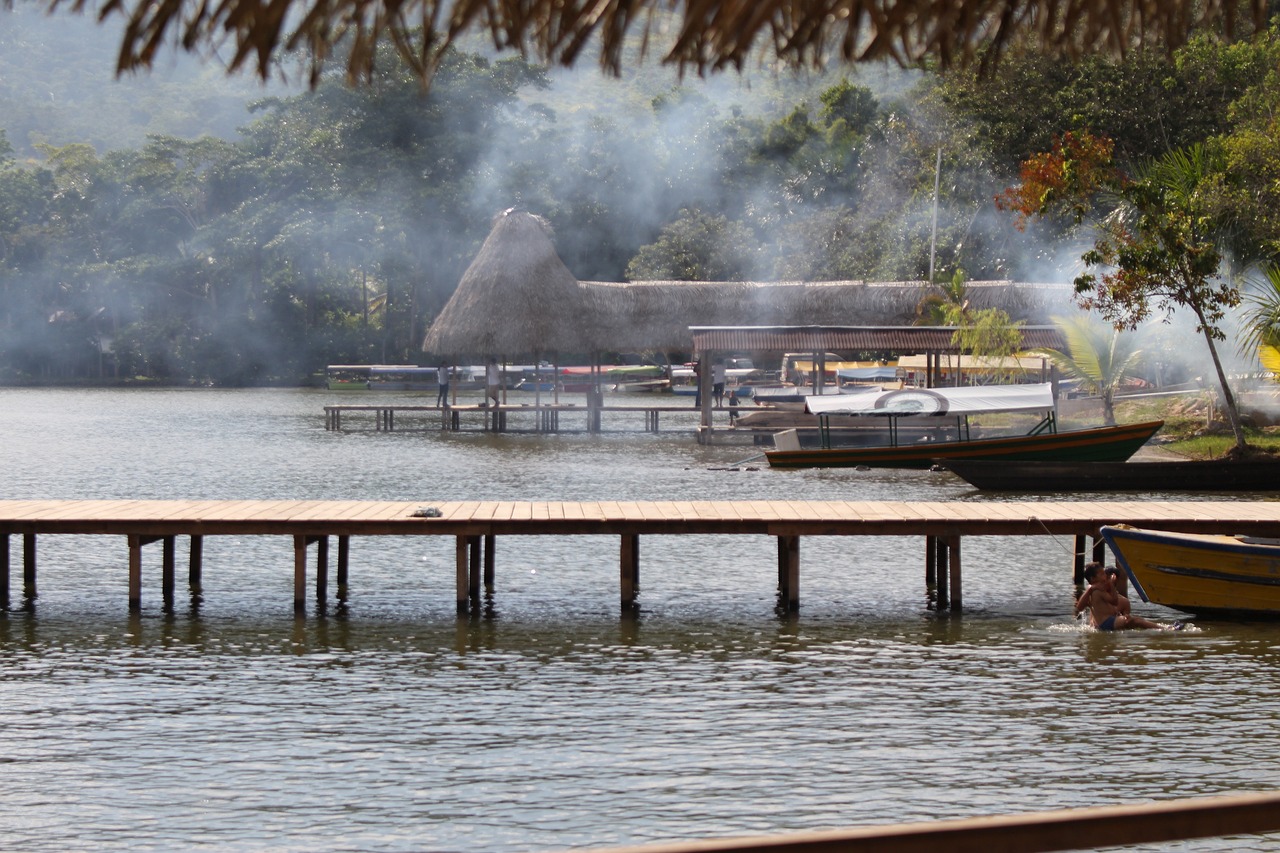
[41,0,1266,88]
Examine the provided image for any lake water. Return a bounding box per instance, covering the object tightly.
[2,387,1279,852]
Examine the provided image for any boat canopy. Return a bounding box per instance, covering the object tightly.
[805,382,1055,417]
[836,366,900,382]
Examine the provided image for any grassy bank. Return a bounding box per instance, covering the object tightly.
[1115,391,1280,459]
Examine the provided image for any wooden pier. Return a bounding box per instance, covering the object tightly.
[3,499,1280,616]
[323,402,748,437]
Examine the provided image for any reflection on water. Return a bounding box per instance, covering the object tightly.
[1,388,1279,852]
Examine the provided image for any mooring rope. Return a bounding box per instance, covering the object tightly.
[1030,515,1080,557]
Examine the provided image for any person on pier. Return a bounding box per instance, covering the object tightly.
[1074,562,1171,630]
[436,363,450,408]
[486,358,501,407]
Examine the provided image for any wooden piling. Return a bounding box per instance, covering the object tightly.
[1,533,8,607]
[620,534,639,609]
[23,532,35,600]
[337,535,350,598]
[483,533,495,589]
[1093,534,1105,564]
[128,534,142,611]
[162,536,176,606]
[293,535,307,613]
[455,536,469,613]
[778,535,799,611]
[189,535,204,593]
[925,536,937,585]
[468,536,481,600]
[935,538,949,608]
[1073,534,1087,583]
[947,535,962,612]
[316,535,329,602]
[777,536,787,594]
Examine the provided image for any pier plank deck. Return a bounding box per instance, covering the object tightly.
[7,499,1280,615]
[8,498,1280,535]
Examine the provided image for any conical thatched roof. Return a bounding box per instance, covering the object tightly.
[422,209,589,359]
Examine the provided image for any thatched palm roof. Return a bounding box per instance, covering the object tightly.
[423,208,1073,357]
[578,279,1072,351]
[65,0,1263,88]
[421,208,590,359]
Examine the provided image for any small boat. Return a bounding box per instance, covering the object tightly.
[764,383,1163,469]
[1101,524,1280,617]
[942,459,1280,491]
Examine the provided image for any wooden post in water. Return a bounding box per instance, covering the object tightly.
[1093,534,1106,564]
[620,534,639,610]
[162,536,176,608]
[337,535,350,599]
[316,535,329,603]
[0,533,8,608]
[483,534,495,590]
[23,532,36,600]
[777,536,787,594]
[947,534,962,612]
[292,535,307,613]
[128,534,142,611]
[455,536,469,614]
[925,536,937,585]
[778,535,800,611]
[189,535,203,594]
[468,536,481,600]
[1073,534,1087,584]
[935,537,949,608]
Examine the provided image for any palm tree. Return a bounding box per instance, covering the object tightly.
[1041,315,1145,425]
[1241,265,1280,381]
[913,269,970,327]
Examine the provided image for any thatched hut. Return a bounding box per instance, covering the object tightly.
[576,279,1072,352]
[421,208,590,360]
[423,209,1074,358]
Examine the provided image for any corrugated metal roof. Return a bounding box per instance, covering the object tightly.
[689,325,1066,354]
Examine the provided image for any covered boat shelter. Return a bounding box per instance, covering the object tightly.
[688,324,1068,441]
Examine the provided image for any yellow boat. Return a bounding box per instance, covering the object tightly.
[1100,524,1280,617]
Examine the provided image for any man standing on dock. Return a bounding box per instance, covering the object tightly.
[486,358,501,407]
[436,363,450,408]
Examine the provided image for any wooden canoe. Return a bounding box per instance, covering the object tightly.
[764,419,1164,469]
[942,458,1280,491]
[1101,524,1280,617]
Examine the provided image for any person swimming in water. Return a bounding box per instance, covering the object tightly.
[1074,562,1170,630]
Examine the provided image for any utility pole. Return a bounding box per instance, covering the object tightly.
[928,147,942,283]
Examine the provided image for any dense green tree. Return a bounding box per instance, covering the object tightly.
[625,208,757,281]
[1002,134,1250,452]
[933,36,1273,169]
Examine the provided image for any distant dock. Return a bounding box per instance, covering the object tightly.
[324,401,757,440]
[4,499,1279,616]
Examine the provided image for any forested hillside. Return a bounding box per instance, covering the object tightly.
[1,10,1277,385]
[0,5,293,156]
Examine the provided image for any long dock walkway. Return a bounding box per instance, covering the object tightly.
[323,402,751,438]
[3,499,1279,615]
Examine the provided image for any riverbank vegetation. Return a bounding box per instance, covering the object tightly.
[1116,393,1280,459]
[3,14,1280,391]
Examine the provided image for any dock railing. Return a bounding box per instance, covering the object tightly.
[576,791,1280,853]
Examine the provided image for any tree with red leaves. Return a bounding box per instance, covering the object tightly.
[998,133,1248,454]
